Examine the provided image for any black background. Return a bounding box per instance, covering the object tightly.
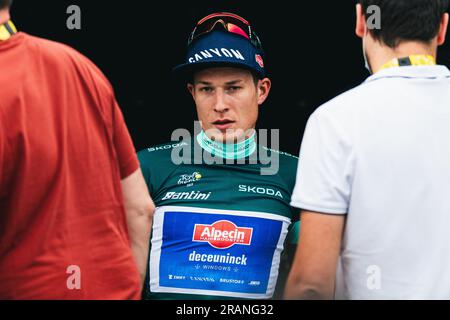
[9,0,450,156]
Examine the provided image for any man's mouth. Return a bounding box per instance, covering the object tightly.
[212,119,235,130]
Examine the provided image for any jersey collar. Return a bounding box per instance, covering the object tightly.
[196,130,257,160]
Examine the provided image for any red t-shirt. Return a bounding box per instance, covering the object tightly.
[0,33,141,299]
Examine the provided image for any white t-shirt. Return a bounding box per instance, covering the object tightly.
[291,65,450,299]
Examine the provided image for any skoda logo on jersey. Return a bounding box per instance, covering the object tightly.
[192,220,253,249]
[238,185,284,199]
[178,172,202,186]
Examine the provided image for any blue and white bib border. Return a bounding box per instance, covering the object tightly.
[149,206,291,299]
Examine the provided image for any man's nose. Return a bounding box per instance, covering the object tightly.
[213,90,229,113]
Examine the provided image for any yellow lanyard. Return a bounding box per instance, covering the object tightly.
[380,55,436,71]
[0,20,17,41]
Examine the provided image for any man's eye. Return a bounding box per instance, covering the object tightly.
[227,86,241,92]
[199,87,213,92]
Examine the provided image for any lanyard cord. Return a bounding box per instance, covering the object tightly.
[380,55,436,71]
[0,20,17,41]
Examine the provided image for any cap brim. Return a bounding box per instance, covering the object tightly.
[172,60,265,82]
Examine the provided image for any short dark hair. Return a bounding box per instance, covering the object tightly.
[0,0,12,9]
[359,0,449,47]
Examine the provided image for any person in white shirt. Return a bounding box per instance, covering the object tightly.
[285,0,450,300]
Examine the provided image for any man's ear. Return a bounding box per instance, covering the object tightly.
[437,13,449,46]
[187,83,195,99]
[257,78,271,106]
[355,3,366,39]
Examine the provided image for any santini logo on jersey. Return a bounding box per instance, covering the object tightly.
[192,220,253,249]
[238,185,283,199]
[162,191,211,201]
[188,48,245,63]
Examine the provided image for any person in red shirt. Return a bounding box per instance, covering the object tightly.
[0,0,154,299]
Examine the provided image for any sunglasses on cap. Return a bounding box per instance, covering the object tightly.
[188,12,263,51]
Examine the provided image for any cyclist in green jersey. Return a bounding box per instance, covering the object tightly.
[138,12,300,300]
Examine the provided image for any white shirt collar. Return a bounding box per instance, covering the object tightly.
[365,65,450,84]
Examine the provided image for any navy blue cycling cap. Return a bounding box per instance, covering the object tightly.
[173,13,266,81]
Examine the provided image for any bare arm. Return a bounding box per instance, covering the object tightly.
[284,211,345,300]
[121,168,155,285]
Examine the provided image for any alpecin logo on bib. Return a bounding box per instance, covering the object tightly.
[192,220,253,249]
